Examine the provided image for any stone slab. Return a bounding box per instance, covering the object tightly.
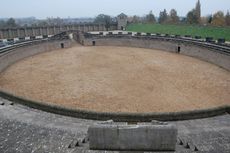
[88,124,177,151]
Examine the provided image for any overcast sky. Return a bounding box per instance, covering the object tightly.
[1,0,230,19]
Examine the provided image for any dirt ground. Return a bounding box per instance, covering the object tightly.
[0,46,229,113]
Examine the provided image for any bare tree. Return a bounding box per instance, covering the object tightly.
[94,14,112,31]
[6,18,17,28]
[132,15,141,23]
[195,0,201,23]
[169,9,179,24]
[159,9,168,24]
[225,11,230,26]
[145,11,156,23]
[186,9,199,24]
[186,0,201,24]
[212,11,226,26]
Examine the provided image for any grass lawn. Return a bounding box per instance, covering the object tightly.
[126,23,230,41]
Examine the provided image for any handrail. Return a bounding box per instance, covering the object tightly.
[2,31,229,55]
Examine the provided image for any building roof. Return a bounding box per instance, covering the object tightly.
[117,13,127,18]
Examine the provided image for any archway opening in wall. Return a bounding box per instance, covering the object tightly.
[121,26,124,30]
[177,46,181,53]
[61,43,64,48]
[92,41,96,46]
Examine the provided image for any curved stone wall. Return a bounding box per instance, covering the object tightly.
[83,35,230,71]
[0,35,229,121]
[0,90,229,122]
[0,40,73,72]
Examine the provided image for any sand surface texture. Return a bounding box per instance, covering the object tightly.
[0,46,229,113]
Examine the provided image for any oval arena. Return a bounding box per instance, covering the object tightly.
[0,30,230,152]
[0,31,229,121]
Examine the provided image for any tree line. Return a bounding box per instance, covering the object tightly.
[0,17,64,28]
[1,0,229,29]
[0,18,18,28]
[130,0,230,26]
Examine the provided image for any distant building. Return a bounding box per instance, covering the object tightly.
[117,13,128,30]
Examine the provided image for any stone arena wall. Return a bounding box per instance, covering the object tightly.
[0,40,73,72]
[0,90,229,122]
[0,36,229,121]
[83,36,230,71]
[0,24,118,40]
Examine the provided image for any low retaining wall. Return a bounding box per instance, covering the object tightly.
[0,39,73,72]
[0,35,229,121]
[0,90,229,122]
[84,36,230,71]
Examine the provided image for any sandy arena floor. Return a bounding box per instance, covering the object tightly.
[0,46,229,113]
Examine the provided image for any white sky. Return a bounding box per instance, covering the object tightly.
[0,0,229,19]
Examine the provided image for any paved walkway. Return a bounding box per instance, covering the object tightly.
[0,97,229,153]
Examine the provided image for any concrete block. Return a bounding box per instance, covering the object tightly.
[195,36,202,39]
[43,35,48,38]
[184,35,191,38]
[175,35,181,38]
[205,37,213,42]
[30,36,36,40]
[164,34,169,37]
[217,38,225,44]
[19,37,25,41]
[88,123,177,151]
[156,33,161,36]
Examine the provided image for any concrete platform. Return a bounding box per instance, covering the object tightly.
[88,123,177,151]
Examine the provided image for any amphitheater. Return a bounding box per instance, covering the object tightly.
[0,25,230,152]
